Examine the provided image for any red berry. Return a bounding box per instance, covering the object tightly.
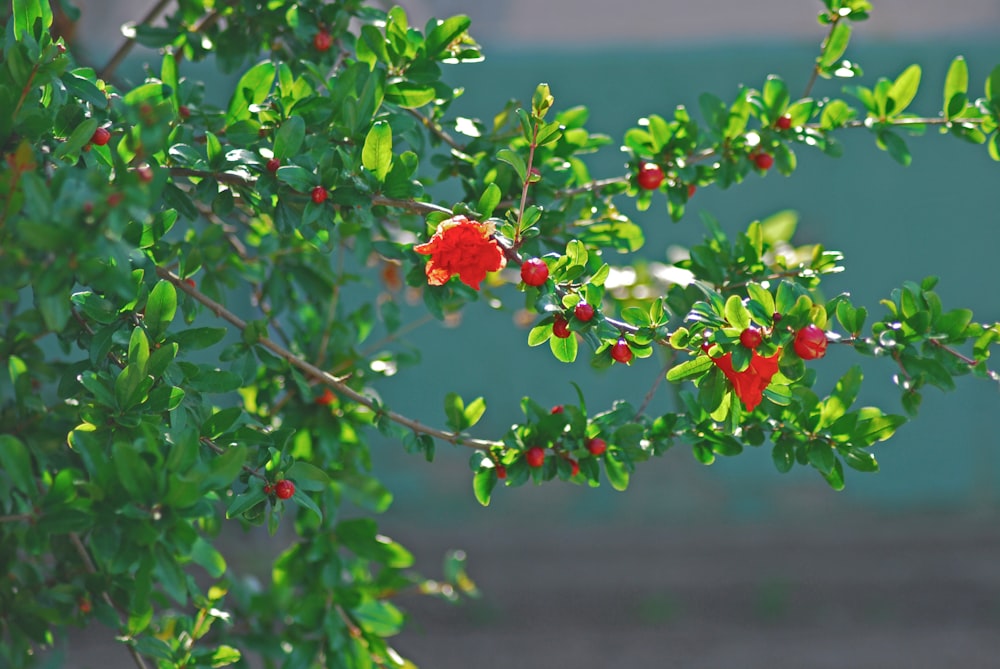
[184,278,196,288]
[610,339,633,364]
[520,258,549,287]
[569,459,580,477]
[753,152,774,170]
[264,484,273,495]
[552,316,571,339]
[91,127,111,146]
[574,301,595,322]
[178,105,191,119]
[275,480,295,499]
[525,446,545,468]
[315,388,335,405]
[586,437,607,456]
[496,464,507,479]
[775,115,792,130]
[793,324,828,360]
[106,192,123,207]
[78,598,91,614]
[266,158,281,173]
[637,162,664,190]
[310,186,327,204]
[136,165,153,183]
[687,183,697,198]
[772,312,783,323]
[313,30,333,52]
[551,405,564,414]
[739,327,763,350]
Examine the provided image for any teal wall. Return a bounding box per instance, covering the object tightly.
[371,41,1000,526]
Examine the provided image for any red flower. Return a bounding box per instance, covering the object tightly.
[414,215,506,290]
[709,348,781,412]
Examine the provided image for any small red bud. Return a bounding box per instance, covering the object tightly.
[275,480,295,499]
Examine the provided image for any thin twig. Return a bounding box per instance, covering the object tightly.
[803,15,841,98]
[0,513,34,523]
[637,359,673,416]
[98,0,174,81]
[155,267,500,449]
[69,533,150,669]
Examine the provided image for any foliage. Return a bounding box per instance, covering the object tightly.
[1,0,998,666]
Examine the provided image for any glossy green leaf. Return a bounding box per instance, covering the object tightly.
[0,435,34,496]
[944,56,968,121]
[888,64,921,116]
[362,120,393,181]
[666,356,713,382]
[472,467,496,506]
[226,61,276,124]
[819,22,851,68]
[273,115,305,160]
[145,280,177,341]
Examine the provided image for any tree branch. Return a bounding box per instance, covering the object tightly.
[98,0,174,81]
[68,532,150,669]
[155,267,499,449]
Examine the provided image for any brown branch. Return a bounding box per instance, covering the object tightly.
[406,108,469,156]
[155,267,499,449]
[803,15,841,98]
[0,513,34,523]
[98,0,174,81]
[69,533,150,669]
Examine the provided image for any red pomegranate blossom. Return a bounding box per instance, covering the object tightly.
[709,348,781,412]
[414,215,506,290]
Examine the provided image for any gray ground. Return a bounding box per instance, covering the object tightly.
[55,515,1000,668]
[390,518,1000,669]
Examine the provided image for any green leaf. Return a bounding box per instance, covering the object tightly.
[944,56,969,121]
[497,148,526,182]
[202,445,247,491]
[127,327,150,375]
[206,645,241,667]
[984,64,1000,101]
[477,183,501,219]
[821,458,846,491]
[226,60,276,124]
[112,442,155,502]
[666,356,713,382]
[820,99,853,129]
[807,440,836,474]
[225,487,266,519]
[273,115,305,160]
[877,130,911,166]
[472,467,496,506]
[603,449,630,491]
[549,333,578,363]
[385,82,435,108]
[888,64,921,116]
[425,15,471,59]
[0,435,34,496]
[762,75,790,116]
[724,295,751,331]
[362,120,393,181]
[819,22,851,68]
[286,461,331,492]
[145,280,177,341]
[771,441,794,473]
[818,365,863,429]
[463,397,486,428]
[12,0,52,41]
[353,600,405,637]
[442,392,466,432]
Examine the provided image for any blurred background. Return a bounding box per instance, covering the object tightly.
[67,1,1000,667]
